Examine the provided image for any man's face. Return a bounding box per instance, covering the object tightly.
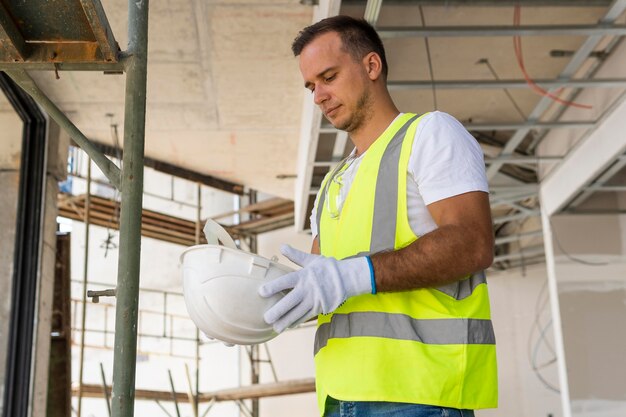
[299,31,372,133]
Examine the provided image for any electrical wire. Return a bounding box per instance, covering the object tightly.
[419,6,438,110]
[550,218,609,266]
[527,279,560,394]
[513,5,592,109]
[477,58,527,121]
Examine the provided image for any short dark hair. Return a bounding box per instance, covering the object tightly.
[291,15,388,80]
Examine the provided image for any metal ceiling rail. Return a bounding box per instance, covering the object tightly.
[344,0,614,5]
[312,155,561,168]
[466,121,595,131]
[1,1,150,417]
[485,0,626,181]
[493,210,541,225]
[320,121,595,133]
[378,24,626,38]
[485,155,563,164]
[493,245,546,263]
[491,191,538,207]
[388,78,626,90]
[593,185,626,191]
[495,229,544,246]
[568,154,626,207]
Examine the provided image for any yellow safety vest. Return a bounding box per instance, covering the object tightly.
[314,113,498,415]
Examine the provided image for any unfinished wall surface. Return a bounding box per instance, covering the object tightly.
[0,95,22,415]
[556,261,626,417]
[30,121,69,417]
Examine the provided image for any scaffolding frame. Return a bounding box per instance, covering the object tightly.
[1,1,149,416]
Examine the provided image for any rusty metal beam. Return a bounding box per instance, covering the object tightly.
[0,2,27,62]
[79,0,119,62]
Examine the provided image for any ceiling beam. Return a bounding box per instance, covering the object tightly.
[322,121,595,133]
[494,245,546,263]
[540,92,626,216]
[485,0,626,181]
[568,154,626,207]
[495,229,544,246]
[78,0,119,62]
[84,142,244,195]
[379,24,626,38]
[0,2,27,62]
[388,78,626,90]
[344,0,612,5]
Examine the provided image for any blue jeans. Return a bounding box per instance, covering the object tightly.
[324,397,476,417]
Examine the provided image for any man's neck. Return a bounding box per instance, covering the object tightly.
[351,105,400,156]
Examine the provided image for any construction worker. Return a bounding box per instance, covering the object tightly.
[259,15,497,417]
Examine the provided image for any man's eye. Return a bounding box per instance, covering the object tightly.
[325,74,336,82]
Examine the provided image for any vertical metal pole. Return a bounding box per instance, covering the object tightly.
[110,0,149,416]
[540,206,573,417]
[194,183,201,417]
[77,158,92,417]
[104,304,109,348]
[250,345,260,417]
[100,363,112,417]
[167,370,182,417]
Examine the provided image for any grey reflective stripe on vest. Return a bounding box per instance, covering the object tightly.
[314,312,495,354]
[316,115,419,253]
[435,270,487,300]
[316,181,327,249]
[370,115,419,253]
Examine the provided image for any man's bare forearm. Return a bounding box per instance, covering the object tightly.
[370,223,493,293]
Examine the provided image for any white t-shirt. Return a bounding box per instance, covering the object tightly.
[310,111,489,238]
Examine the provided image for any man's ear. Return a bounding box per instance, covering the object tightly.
[363,52,383,81]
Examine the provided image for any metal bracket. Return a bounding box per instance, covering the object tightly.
[88,288,117,303]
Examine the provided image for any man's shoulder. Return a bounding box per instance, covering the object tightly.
[417,110,462,126]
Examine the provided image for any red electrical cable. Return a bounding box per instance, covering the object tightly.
[513,5,592,109]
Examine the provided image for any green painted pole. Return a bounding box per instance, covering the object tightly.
[110,0,149,416]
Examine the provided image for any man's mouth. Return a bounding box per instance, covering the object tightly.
[325,105,340,118]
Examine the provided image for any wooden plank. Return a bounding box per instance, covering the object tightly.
[74,378,315,403]
[199,378,315,402]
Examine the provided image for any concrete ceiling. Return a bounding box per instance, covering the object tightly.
[30,0,313,200]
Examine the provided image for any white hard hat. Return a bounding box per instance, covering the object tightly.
[180,220,293,345]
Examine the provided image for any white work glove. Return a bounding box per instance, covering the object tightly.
[258,245,374,333]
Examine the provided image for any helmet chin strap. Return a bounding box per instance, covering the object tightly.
[203,218,238,249]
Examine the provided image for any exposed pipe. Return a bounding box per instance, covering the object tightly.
[76,158,92,417]
[110,0,150,415]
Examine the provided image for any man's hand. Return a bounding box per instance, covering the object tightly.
[258,245,372,333]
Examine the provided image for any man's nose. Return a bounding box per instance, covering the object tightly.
[313,85,329,106]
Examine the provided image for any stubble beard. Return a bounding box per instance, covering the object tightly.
[335,88,372,134]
